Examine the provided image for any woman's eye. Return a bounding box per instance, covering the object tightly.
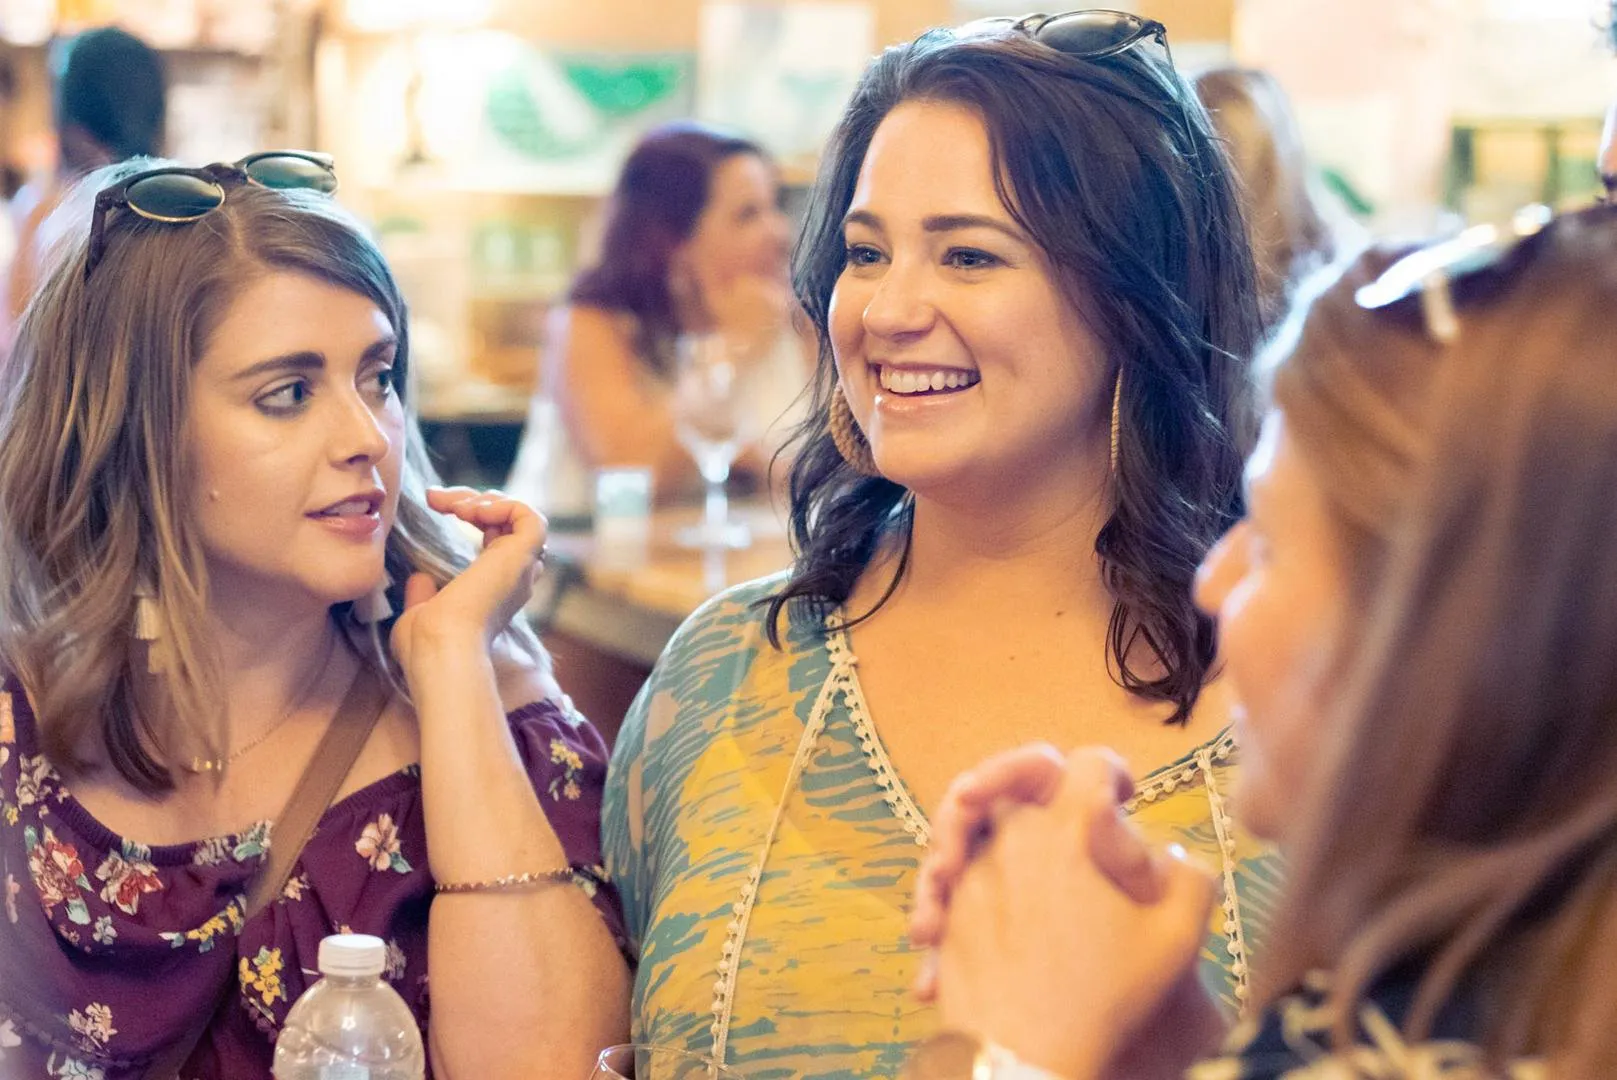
[370,367,397,398]
[257,380,311,414]
[944,248,1000,270]
[843,244,884,267]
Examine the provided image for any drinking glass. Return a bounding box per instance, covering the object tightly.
[588,1043,748,1079]
[672,332,756,550]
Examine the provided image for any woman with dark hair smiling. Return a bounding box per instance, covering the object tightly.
[603,11,1276,1076]
[505,120,804,518]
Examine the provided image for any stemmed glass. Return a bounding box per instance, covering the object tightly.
[589,1043,748,1079]
[672,332,757,550]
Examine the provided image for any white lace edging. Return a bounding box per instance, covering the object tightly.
[826,627,931,848]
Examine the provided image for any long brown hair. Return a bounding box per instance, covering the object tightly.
[772,28,1262,724]
[570,120,766,377]
[0,159,543,793]
[1261,206,1617,1075]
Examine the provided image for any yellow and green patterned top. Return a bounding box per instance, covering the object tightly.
[603,575,1281,1079]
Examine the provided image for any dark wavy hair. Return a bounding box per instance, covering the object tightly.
[766,27,1262,723]
[570,119,766,377]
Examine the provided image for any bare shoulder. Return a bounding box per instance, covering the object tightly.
[557,304,638,354]
[490,633,564,715]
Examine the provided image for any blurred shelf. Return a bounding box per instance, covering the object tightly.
[352,172,613,198]
[416,380,530,424]
[0,38,268,58]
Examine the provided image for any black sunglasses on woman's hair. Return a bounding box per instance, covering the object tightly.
[956,8,1173,67]
[84,150,338,280]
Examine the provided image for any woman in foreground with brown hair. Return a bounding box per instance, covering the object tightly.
[0,155,627,1079]
[911,204,1617,1078]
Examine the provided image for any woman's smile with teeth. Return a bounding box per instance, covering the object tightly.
[877,366,980,395]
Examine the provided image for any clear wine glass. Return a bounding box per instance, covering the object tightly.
[589,1043,749,1079]
[672,332,757,550]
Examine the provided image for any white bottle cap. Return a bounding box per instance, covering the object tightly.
[317,933,386,978]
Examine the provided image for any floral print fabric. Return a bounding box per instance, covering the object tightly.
[0,680,624,1080]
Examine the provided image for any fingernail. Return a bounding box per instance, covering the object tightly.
[913,950,938,996]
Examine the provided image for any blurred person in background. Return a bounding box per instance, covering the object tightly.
[1193,66,1364,331]
[0,26,166,355]
[505,119,805,520]
[1601,0,1617,201]
[0,155,628,1079]
[604,12,1273,1076]
[911,206,1617,1077]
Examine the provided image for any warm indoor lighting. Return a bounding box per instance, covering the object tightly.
[342,0,494,34]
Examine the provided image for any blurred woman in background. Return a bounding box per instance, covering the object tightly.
[1,26,167,356]
[1193,66,1363,330]
[505,119,805,520]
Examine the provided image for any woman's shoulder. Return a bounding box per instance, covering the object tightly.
[1190,971,1533,1080]
[558,303,641,345]
[614,572,818,767]
[661,570,807,662]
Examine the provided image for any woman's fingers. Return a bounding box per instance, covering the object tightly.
[402,570,439,611]
[425,486,547,553]
[1087,804,1165,906]
[1061,745,1136,808]
[911,744,1067,947]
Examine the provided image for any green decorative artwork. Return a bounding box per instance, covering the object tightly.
[484,46,693,163]
[562,58,687,118]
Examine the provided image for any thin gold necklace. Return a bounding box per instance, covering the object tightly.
[184,635,338,775]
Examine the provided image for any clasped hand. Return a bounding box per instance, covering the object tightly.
[911,746,1224,1080]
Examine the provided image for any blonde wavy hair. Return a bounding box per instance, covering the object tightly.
[0,159,543,793]
[1194,67,1341,329]
[1260,208,1617,1075]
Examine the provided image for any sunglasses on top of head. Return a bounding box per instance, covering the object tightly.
[85,150,338,280]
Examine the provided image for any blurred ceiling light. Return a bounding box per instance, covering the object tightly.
[344,0,495,33]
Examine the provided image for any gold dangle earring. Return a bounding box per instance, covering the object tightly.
[830,383,881,477]
[1109,373,1123,476]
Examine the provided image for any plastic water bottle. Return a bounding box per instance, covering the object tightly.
[272,934,426,1080]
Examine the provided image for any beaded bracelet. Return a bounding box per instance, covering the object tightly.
[435,865,581,895]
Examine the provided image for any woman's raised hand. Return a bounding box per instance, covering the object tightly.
[389,487,546,680]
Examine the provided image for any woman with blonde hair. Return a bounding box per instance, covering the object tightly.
[1193,66,1361,328]
[911,204,1617,1077]
[0,153,627,1079]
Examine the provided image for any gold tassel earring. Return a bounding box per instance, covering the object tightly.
[830,384,881,478]
[133,581,167,675]
[352,573,394,624]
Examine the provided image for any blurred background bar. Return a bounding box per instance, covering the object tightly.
[4,1,1610,481]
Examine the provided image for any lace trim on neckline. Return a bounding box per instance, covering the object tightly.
[824,625,931,848]
[1123,728,1238,812]
[823,620,1238,830]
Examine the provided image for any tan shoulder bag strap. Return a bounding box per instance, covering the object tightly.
[143,662,392,1080]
